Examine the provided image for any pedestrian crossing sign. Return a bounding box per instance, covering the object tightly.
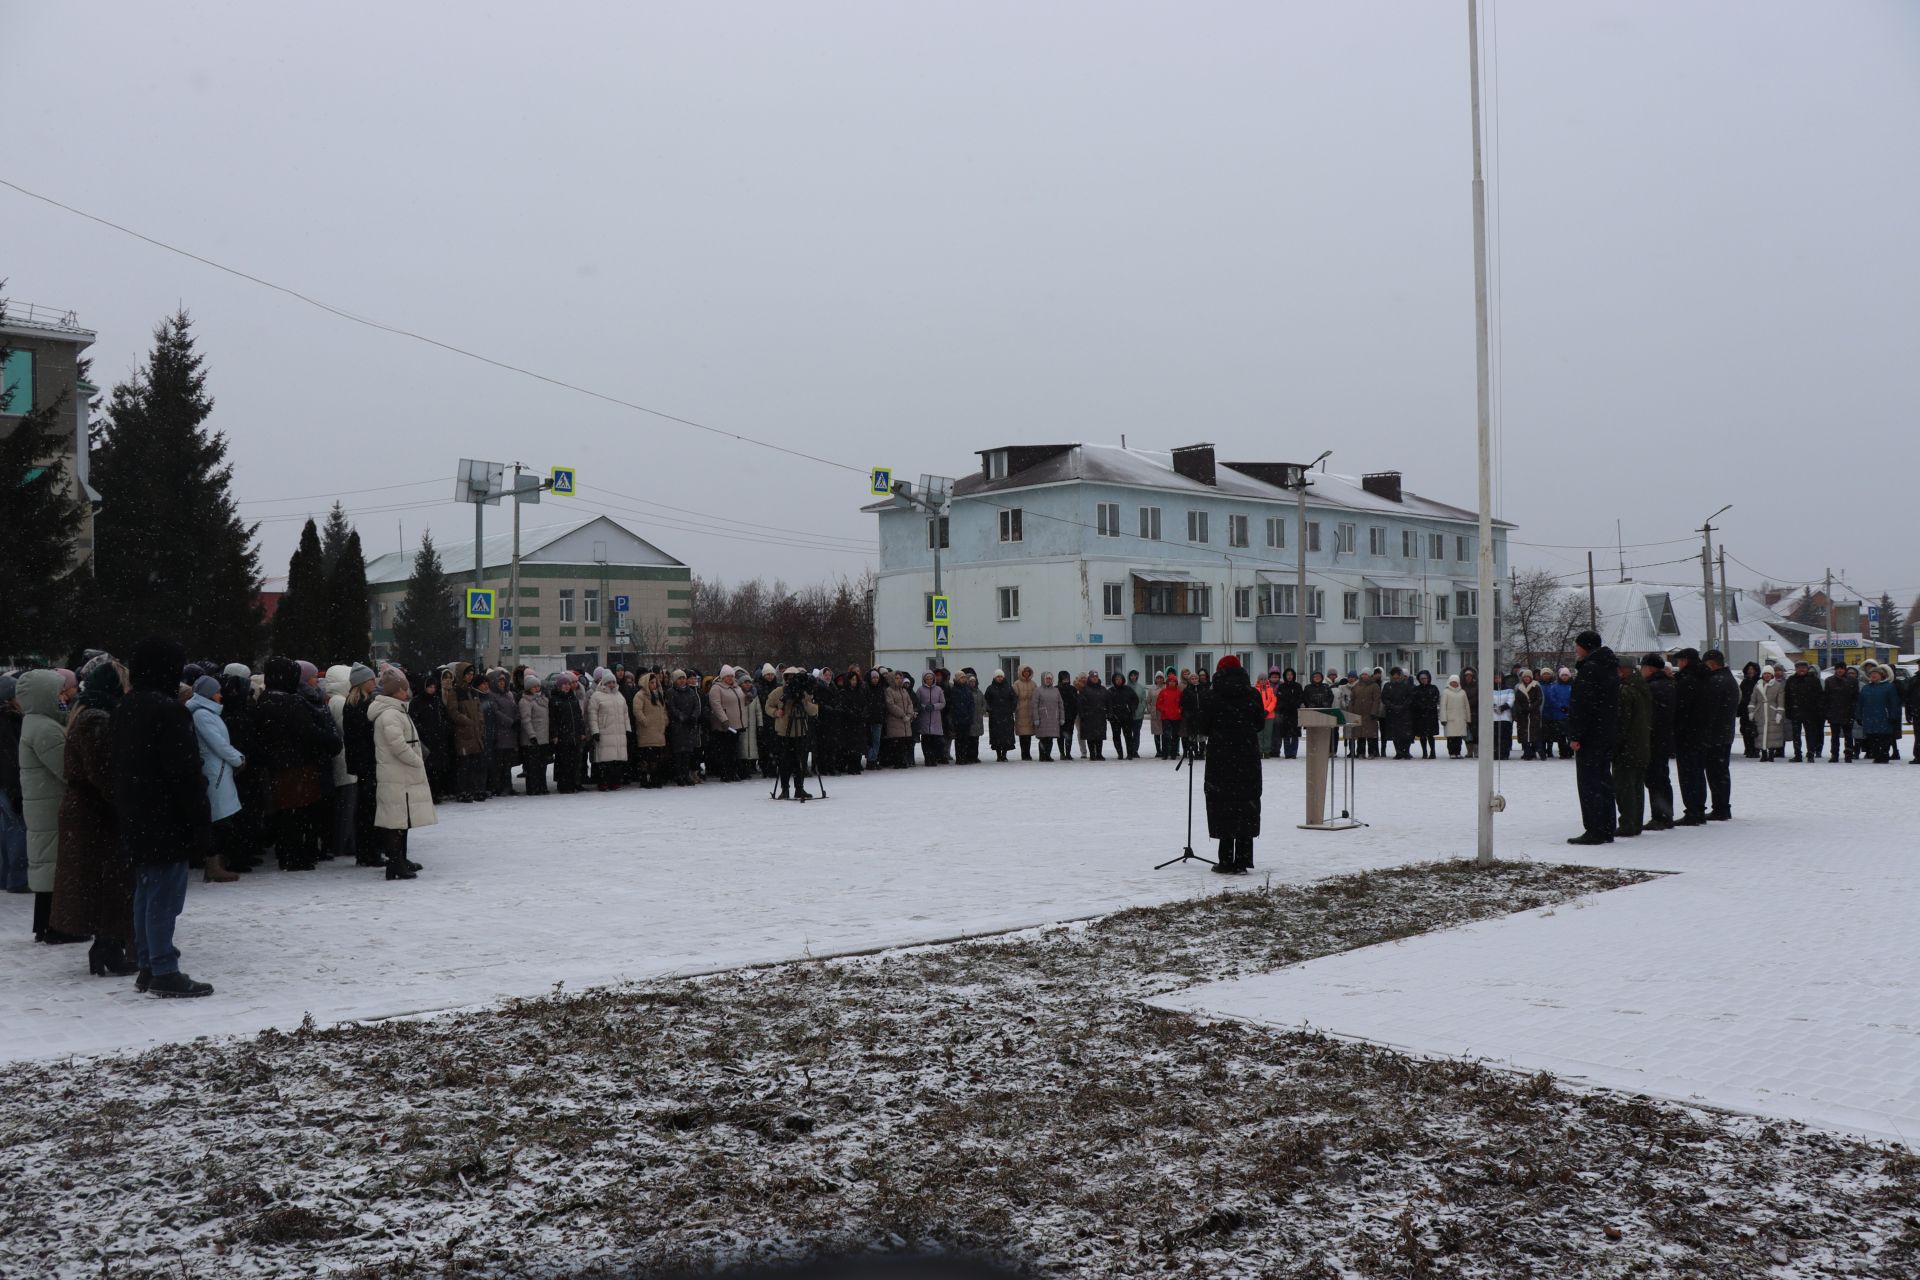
[465,588,496,619]
[931,594,949,622]
[870,467,893,496]
[549,467,576,496]
[933,623,951,649]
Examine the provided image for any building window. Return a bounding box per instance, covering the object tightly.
[1435,650,1449,675]
[1456,535,1470,562]
[1337,523,1357,554]
[1435,593,1450,622]
[1237,651,1253,671]
[584,589,600,624]
[1194,585,1212,618]
[1101,582,1124,617]
[998,586,1020,620]
[1139,506,1162,541]
[1456,589,1478,617]
[1227,514,1249,548]
[1369,526,1387,556]
[1096,502,1121,538]
[1104,653,1127,682]
[1262,584,1321,617]
[1265,516,1285,548]
[1194,651,1214,674]
[1369,588,1418,617]
[1343,591,1360,621]
[1430,533,1445,560]
[0,350,34,413]
[1307,521,1322,552]
[999,508,1023,543]
[558,589,575,623]
[1145,652,1177,677]
[1234,587,1253,619]
[1308,649,1327,674]
[986,450,1008,480]
[1402,530,1415,558]
[999,655,1020,680]
[1187,510,1209,544]
[927,516,949,549]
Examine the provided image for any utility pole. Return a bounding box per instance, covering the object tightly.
[1824,568,1834,648]
[1717,547,1729,650]
[1698,504,1730,652]
[1587,551,1598,631]
[473,500,485,667]
[509,463,524,668]
[1468,0,1497,866]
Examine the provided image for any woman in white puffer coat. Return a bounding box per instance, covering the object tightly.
[368,669,434,881]
[586,673,631,791]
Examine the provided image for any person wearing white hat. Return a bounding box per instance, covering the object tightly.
[707,666,748,782]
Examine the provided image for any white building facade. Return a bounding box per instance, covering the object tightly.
[870,443,1511,681]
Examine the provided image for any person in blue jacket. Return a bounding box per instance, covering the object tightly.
[1540,666,1574,758]
[186,676,246,882]
[1855,665,1903,763]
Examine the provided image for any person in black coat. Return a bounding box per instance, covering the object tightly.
[1410,671,1441,759]
[1781,660,1824,761]
[1737,662,1762,758]
[1671,648,1712,824]
[982,671,1017,761]
[1180,673,1208,758]
[1702,650,1741,818]
[1640,655,1677,829]
[1272,670,1304,759]
[219,668,266,870]
[1055,672,1078,760]
[1823,665,1858,763]
[408,672,452,801]
[112,637,214,998]
[548,673,586,793]
[948,671,980,764]
[1379,669,1416,759]
[1203,657,1264,874]
[1565,632,1621,844]
[1105,675,1140,760]
[254,657,340,870]
[1076,673,1110,760]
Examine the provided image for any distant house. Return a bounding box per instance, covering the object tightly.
[1562,581,1815,669]
[867,442,1511,681]
[362,514,691,669]
[1,302,100,569]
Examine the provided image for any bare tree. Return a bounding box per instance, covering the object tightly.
[688,571,875,672]
[1503,568,1587,671]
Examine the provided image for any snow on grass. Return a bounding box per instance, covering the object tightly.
[4,857,1915,1278]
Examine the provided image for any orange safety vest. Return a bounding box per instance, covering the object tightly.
[1259,683,1277,718]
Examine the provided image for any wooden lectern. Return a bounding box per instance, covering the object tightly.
[1298,707,1361,830]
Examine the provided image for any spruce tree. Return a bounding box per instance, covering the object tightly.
[273,519,327,660]
[0,326,87,658]
[1876,593,1902,649]
[320,500,353,576]
[327,529,371,663]
[390,531,463,679]
[90,311,263,659]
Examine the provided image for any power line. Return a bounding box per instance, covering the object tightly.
[584,482,876,549]
[238,478,442,505]
[0,176,864,477]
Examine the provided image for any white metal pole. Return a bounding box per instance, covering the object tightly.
[1296,473,1309,673]
[472,500,485,667]
[1469,0,1497,866]
[509,464,523,668]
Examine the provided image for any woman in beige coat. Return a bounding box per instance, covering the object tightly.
[1013,666,1038,760]
[368,671,434,880]
[631,672,667,787]
[587,674,631,791]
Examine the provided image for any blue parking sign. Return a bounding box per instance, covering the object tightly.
[500,617,513,635]
[615,595,630,613]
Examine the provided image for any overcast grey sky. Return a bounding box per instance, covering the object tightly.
[6,1,1915,602]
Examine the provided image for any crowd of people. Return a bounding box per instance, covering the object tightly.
[4,638,1911,998]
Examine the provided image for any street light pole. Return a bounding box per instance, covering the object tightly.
[1698,504,1731,651]
[1296,450,1330,673]
[1468,0,1497,866]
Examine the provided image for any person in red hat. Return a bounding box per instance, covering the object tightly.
[1204,655,1265,874]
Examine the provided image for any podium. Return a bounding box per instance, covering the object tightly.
[1298,708,1361,831]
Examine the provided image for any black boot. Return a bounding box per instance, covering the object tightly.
[1211,839,1235,873]
[1235,837,1254,874]
[385,857,417,881]
[88,938,139,977]
[147,971,214,998]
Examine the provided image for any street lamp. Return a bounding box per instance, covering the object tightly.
[1699,504,1731,651]
[1288,450,1332,673]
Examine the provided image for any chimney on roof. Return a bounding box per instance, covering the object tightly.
[1361,470,1403,503]
[1171,443,1216,487]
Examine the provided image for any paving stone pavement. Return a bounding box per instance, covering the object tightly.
[1155,754,1920,1145]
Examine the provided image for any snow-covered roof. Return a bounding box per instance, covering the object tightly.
[364,515,685,586]
[920,442,1511,527]
[1581,581,1814,658]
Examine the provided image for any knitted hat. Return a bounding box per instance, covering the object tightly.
[1216,655,1240,673]
[193,675,222,699]
[349,663,376,688]
[719,664,734,679]
[762,663,776,678]
[525,676,541,692]
[671,668,687,681]
[296,660,318,685]
[0,676,14,703]
[223,662,251,678]
[1641,653,1665,670]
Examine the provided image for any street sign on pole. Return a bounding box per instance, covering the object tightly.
[930,594,950,622]
[614,595,630,613]
[465,588,496,619]
[933,623,951,649]
[549,467,576,496]
[500,617,513,635]
[870,467,893,496]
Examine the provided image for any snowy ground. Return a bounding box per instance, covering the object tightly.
[1156,754,1920,1147]
[0,747,1594,1063]
[2,747,1912,1151]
